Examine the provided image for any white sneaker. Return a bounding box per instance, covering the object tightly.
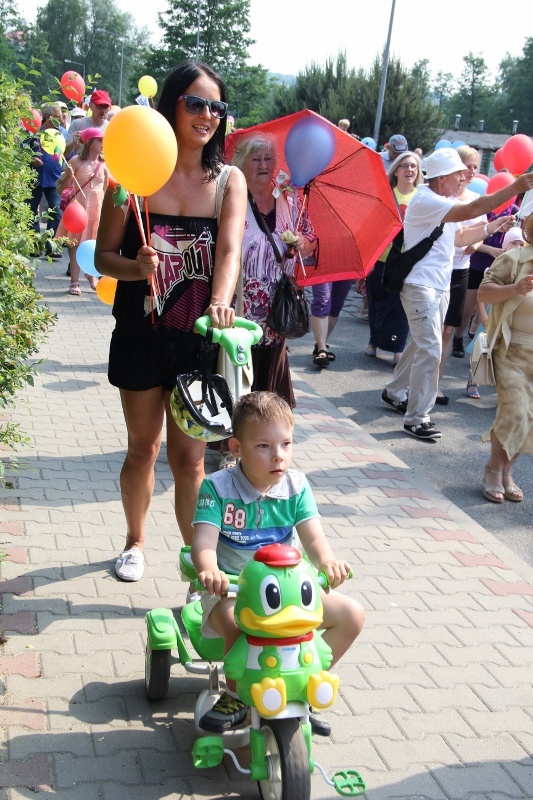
[115,548,144,581]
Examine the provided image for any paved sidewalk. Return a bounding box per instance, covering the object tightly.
[1,259,533,800]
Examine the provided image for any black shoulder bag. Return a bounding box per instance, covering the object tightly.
[248,192,310,339]
[382,223,445,294]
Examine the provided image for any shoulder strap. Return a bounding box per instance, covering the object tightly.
[215,165,232,225]
[215,165,244,315]
[248,191,283,265]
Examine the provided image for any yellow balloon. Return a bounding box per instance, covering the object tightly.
[41,129,66,156]
[138,75,158,98]
[96,276,117,306]
[102,105,177,196]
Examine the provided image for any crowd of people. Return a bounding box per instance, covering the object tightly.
[24,56,533,737]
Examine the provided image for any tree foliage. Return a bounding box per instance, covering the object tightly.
[0,71,55,479]
[264,54,446,153]
[147,0,268,126]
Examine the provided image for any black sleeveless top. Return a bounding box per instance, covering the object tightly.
[112,212,218,338]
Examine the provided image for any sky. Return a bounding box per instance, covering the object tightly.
[15,0,533,82]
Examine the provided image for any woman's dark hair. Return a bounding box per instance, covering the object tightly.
[157,60,227,182]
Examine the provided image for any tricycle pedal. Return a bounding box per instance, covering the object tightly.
[192,736,224,769]
[332,769,366,797]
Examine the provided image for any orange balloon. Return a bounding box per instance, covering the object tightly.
[96,276,117,306]
[102,106,177,196]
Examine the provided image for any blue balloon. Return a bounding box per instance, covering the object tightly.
[452,140,466,149]
[284,117,336,187]
[76,239,101,277]
[434,139,452,150]
[469,177,488,195]
[361,136,377,151]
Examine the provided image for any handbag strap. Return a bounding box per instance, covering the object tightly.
[248,192,284,266]
[70,161,102,202]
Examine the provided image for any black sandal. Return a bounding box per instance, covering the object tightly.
[313,349,329,367]
[312,344,335,362]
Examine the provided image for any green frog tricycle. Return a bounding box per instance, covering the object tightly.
[145,543,365,800]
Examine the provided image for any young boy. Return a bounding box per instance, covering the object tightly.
[191,391,365,734]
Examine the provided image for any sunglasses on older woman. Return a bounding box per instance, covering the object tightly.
[177,94,228,120]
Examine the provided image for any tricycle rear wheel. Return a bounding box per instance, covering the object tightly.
[145,644,170,700]
[258,718,310,800]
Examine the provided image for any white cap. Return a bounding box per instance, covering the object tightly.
[70,107,87,118]
[502,227,525,249]
[424,148,468,180]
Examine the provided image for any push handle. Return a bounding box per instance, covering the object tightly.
[194,315,263,367]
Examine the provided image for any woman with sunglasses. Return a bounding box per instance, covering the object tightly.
[96,61,247,582]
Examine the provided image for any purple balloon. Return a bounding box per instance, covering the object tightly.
[469,177,488,196]
[284,117,336,187]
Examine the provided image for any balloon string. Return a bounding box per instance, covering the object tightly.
[143,196,158,324]
[130,194,147,246]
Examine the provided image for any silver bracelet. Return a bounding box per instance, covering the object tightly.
[484,223,489,237]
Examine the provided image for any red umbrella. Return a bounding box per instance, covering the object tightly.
[225,109,402,286]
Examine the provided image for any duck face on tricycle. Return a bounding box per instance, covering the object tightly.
[145,543,365,800]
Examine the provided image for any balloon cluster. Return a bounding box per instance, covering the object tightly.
[493,135,533,177]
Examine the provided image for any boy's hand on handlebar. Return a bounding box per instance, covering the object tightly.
[206,302,235,329]
[320,559,352,590]
[198,568,230,598]
[136,245,159,280]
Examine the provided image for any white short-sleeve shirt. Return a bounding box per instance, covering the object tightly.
[403,184,459,291]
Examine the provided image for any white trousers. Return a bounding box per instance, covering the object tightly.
[384,284,449,426]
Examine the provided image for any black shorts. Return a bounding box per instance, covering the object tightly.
[108,330,208,392]
[444,268,469,328]
[467,267,485,291]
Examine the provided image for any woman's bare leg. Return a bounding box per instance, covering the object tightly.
[119,387,166,552]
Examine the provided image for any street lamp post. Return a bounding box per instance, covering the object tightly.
[373,0,396,146]
[95,29,125,107]
[64,59,86,79]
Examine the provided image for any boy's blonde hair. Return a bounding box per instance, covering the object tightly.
[232,392,293,439]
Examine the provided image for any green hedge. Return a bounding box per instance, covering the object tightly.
[0,72,55,482]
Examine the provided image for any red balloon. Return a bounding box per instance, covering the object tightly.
[492,148,506,172]
[486,172,517,215]
[62,201,88,234]
[502,134,533,175]
[60,71,85,103]
[22,108,42,133]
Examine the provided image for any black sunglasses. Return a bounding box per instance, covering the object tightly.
[178,94,228,120]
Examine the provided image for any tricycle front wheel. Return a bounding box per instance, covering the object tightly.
[258,718,310,800]
[145,643,171,700]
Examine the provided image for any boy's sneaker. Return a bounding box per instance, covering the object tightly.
[381,389,407,415]
[115,548,144,581]
[199,692,249,732]
[404,422,442,440]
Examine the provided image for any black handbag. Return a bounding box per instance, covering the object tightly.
[248,192,310,339]
[267,273,310,339]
